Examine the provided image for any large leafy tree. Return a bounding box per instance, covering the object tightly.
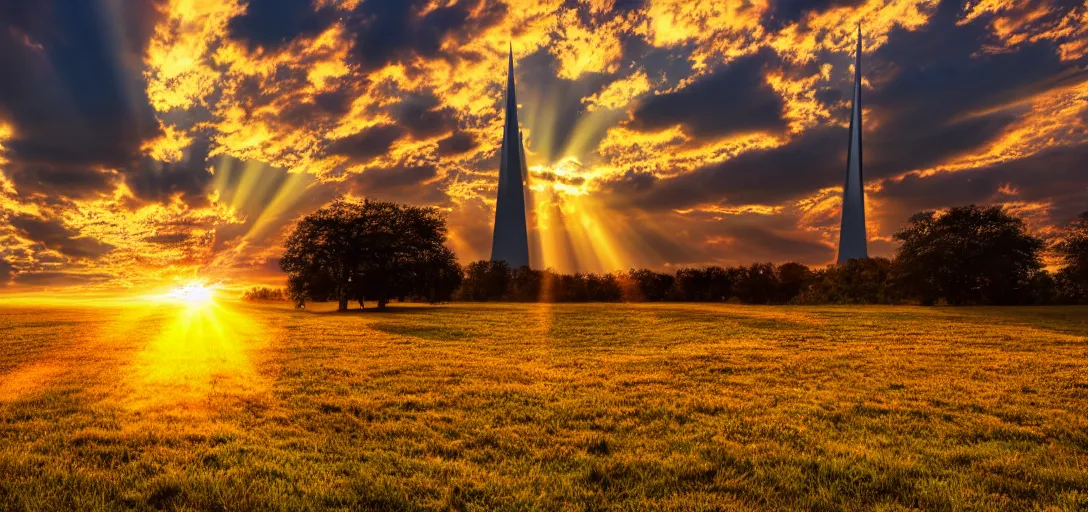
[1056,211,1088,303]
[892,205,1044,305]
[280,199,462,310]
[459,260,510,301]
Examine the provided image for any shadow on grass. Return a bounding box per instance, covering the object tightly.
[302,305,446,315]
[369,322,474,341]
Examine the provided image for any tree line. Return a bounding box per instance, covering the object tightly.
[242,286,288,302]
[277,201,1088,308]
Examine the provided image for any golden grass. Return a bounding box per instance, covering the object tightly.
[1,301,1087,510]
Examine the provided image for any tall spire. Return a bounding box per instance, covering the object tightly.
[490,44,531,269]
[837,24,868,263]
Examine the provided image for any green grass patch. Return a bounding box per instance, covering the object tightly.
[1,302,1087,510]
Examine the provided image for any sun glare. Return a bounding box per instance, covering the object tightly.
[159,283,217,306]
[121,281,263,409]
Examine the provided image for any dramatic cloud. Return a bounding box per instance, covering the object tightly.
[0,0,1086,290]
[9,213,115,259]
[629,52,787,139]
[0,257,13,286]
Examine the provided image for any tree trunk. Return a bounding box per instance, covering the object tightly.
[377,298,388,310]
[338,260,351,312]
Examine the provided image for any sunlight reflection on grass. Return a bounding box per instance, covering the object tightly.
[121,300,265,410]
[0,362,62,402]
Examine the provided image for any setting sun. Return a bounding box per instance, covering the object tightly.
[159,283,217,306]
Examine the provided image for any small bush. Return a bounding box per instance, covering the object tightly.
[242,287,289,302]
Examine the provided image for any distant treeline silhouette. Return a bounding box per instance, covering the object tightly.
[460,206,1088,306]
[278,201,1087,308]
[242,286,289,302]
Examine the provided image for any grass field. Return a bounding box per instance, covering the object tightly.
[1,300,1087,511]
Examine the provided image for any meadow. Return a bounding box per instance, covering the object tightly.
[0,301,1086,511]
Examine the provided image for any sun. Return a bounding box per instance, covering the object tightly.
[162,283,217,306]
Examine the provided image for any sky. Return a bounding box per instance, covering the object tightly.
[0,0,1086,293]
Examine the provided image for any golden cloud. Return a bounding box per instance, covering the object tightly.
[641,0,769,70]
[769,0,939,64]
[582,71,653,112]
[145,0,244,112]
[6,0,1085,289]
[918,78,1088,177]
[550,9,631,79]
[961,0,1088,61]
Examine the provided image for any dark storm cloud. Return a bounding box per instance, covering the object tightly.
[0,0,163,195]
[625,127,845,211]
[612,0,647,11]
[354,164,438,189]
[0,258,13,286]
[647,210,835,266]
[346,0,506,72]
[393,93,460,140]
[878,144,1088,224]
[722,223,834,263]
[9,214,115,259]
[436,132,478,157]
[327,124,406,162]
[629,52,787,139]
[863,1,1084,181]
[5,165,118,200]
[627,0,1085,213]
[313,89,354,116]
[227,0,338,51]
[865,111,1018,182]
[347,164,447,205]
[767,0,867,26]
[286,76,463,173]
[617,31,696,87]
[600,170,657,195]
[13,271,113,286]
[124,138,214,205]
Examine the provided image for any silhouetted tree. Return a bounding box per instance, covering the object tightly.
[242,286,288,302]
[734,263,779,304]
[673,268,705,301]
[460,260,510,301]
[285,274,311,308]
[559,273,587,302]
[1055,211,1088,304]
[506,266,543,301]
[1027,270,1058,305]
[540,269,564,302]
[448,205,1066,306]
[626,268,674,301]
[280,199,458,310]
[407,246,463,303]
[892,205,1044,305]
[584,273,622,302]
[800,257,893,304]
[674,267,735,301]
[775,262,813,303]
